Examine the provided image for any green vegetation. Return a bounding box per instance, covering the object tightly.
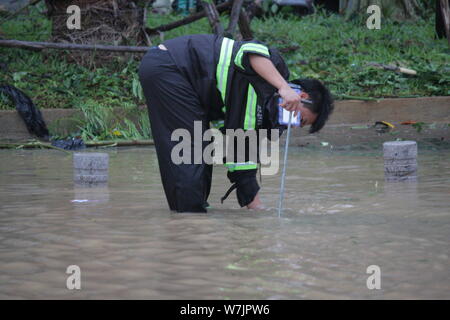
[253,13,449,98]
[60,98,151,142]
[0,5,449,140]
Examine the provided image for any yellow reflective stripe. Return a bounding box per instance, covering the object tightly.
[216,37,235,112]
[234,43,270,70]
[244,84,257,130]
[224,162,258,172]
[235,45,270,68]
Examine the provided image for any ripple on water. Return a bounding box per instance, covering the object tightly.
[0,148,449,299]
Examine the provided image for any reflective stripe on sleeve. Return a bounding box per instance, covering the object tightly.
[234,43,270,70]
[216,37,235,113]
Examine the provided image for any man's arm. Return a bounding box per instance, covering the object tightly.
[246,54,301,210]
[249,54,301,113]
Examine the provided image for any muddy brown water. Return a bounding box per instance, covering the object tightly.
[0,147,449,299]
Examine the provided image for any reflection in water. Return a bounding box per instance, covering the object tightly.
[0,147,449,299]
[383,180,419,211]
[73,186,110,205]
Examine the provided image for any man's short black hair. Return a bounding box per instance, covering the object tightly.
[290,78,334,133]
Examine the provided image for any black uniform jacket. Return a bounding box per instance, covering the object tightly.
[163,34,290,134]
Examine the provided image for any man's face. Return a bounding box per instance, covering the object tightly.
[298,105,317,127]
[298,92,318,128]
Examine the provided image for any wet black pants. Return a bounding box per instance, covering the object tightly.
[138,47,212,213]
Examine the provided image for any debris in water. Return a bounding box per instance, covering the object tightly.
[374,121,394,134]
[51,137,86,150]
[401,121,417,125]
[226,264,248,271]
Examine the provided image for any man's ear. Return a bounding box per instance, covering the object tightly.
[300,92,309,99]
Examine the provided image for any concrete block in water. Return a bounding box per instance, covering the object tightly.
[383,141,417,181]
[73,153,109,185]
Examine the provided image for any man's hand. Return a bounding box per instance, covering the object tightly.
[247,193,265,210]
[278,84,302,114]
[249,55,302,115]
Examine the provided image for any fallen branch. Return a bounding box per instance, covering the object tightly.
[367,62,417,75]
[85,139,154,147]
[0,141,71,154]
[146,1,233,34]
[97,143,118,148]
[0,39,150,53]
[336,94,379,101]
[0,139,154,150]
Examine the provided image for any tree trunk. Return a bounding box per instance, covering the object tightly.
[339,0,422,21]
[225,0,245,38]
[0,0,31,14]
[44,0,149,65]
[146,1,233,34]
[200,0,224,36]
[437,0,450,45]
[238,8,253,40]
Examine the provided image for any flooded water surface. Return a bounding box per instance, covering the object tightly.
[0,146,449,299]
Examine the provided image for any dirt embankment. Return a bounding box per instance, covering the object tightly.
[1,96,449,149]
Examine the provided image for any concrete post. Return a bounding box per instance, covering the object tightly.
[383,141,417,181]
[73,152,109,185]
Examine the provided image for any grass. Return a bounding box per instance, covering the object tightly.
[73,99,151,141]
[0,4,449,140]
[251,13,449,98]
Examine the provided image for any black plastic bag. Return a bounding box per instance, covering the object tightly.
[0,84,50,140]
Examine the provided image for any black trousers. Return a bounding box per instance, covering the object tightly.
[138,47,212,213]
